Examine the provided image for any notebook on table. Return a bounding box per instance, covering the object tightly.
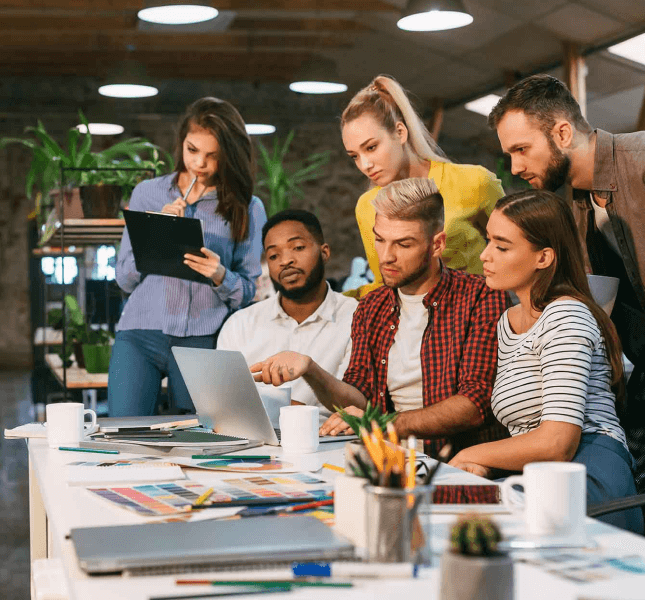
[71,515,354,574]
[172,347,358,446]
[123,209,208,284]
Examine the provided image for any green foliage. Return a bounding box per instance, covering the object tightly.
[57,295,113,364]
[255,130,330,216]
[0,111,174,210]
[334,401,397,437]
[449,513,503,557]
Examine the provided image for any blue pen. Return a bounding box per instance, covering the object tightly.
[291,562,419,579]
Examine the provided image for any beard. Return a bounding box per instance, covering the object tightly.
[272,254,326,301]
[381,254,431,290]
[540,137,571,192]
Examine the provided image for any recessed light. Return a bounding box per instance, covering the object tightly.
[76,123,125,135]
[607,33,645,67]
[98,84,159,98]
[138,4,218,25]
[246,124,276,135]
[465,94,502,117]
[289,81,348,95]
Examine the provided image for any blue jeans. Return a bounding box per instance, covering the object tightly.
[572,433,644,535]
[107,329,215,417]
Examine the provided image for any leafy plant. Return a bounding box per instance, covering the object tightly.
[57,295,113,365]
[256,130,330,216]
[0,111,173,220]
[449,513,503,557]
[334,401,397,437]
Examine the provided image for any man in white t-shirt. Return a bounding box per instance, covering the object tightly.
[217,209,357,424]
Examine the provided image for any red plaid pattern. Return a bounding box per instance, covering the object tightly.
[343,265,510,459]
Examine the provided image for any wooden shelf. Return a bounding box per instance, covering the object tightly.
[46,219,125,246]
[45,353,108,389]
[32,247,84,257]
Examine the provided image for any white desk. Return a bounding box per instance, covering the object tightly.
[27,438,645,600]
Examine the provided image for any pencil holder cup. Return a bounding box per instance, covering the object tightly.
[334,474,369,553]
[364,484,432,564]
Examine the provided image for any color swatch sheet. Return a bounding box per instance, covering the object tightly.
[87,473,332,517]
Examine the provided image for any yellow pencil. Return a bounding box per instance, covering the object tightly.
[194,487,214,506]
[386,421,399,446]
[360,426,383,472]
[407,436,416,507]
[322,463,345,473]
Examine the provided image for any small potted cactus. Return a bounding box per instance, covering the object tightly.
[440,513,513,600]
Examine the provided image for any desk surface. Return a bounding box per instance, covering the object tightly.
[45,353,108,389]
[28,439,645,600]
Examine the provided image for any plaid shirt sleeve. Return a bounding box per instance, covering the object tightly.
[457,286,509,421]
[342,299,375,402]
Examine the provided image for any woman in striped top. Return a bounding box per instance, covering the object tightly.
[449,189,642,533]
[108,98,266,417]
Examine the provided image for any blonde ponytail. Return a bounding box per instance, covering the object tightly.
[341,74,450,164]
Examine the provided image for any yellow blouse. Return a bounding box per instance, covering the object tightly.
[350,161,504,298]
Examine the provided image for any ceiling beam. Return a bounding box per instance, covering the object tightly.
[0,0,395,10]
[563,42,587,118]
[0,30,353,51]
[229,17,370,32]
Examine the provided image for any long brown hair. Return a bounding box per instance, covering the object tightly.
[175,97,254,242]
[340,74,449,164]
[496,190,624,401]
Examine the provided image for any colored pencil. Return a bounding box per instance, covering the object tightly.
[59,446,119,454]
[322,463,345,473]
[194,487,214,506]
[192,455,274,460]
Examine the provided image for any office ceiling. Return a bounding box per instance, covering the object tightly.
[0,0,644,143]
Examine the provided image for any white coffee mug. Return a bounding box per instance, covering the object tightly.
[258,385,291,429]
[502,462,586,539]
[46,402,98,449]
[279,405,319,454]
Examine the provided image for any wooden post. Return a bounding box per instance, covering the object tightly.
[428,98,444,142]
[637,90,645,131]
[563,42,587,118]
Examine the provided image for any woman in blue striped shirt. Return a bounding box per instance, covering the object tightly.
[448,190,642,533]
[108,97,267,417]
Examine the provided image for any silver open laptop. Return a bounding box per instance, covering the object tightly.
[172,347,357,446]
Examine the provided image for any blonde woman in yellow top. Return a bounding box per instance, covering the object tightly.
[342,75,504,297]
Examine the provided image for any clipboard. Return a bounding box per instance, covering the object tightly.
[123,209,209,284]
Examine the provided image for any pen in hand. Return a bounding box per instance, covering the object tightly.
[182,175,198,203]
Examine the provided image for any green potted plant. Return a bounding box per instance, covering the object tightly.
[58,295,114,373]
[1,111,173,243]
[440,513,513,600]
[255,130,330,216]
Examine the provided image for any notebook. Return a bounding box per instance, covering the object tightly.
[172,347,358,446]
[70,515,354,574]
[123,209,208,284]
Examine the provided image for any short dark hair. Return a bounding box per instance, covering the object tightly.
[262,209,325,246]
[488,75,592,135]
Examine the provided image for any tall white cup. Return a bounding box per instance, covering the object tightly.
[502,462,586,539]
[279,405,319,454]
[46,402,98,449]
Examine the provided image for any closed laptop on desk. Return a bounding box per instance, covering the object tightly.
[71,515,354,574]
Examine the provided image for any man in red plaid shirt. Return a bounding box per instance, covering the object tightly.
[252,178,509,458]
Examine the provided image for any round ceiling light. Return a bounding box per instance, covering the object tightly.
[138,5,218,25]
[76,123,125,135]
[289,81,348,95]
[98,84,159,98]
[398,0,473,31]
[245,124,276,135]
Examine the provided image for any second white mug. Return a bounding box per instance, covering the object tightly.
[46,402,98,449]
[279,405,319,454]
[502,462,586,539]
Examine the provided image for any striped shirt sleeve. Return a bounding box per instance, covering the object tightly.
[532,303,599,427]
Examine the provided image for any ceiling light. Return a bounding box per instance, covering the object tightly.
[76,123,125,135]
[138,2,218,25]
[607,32,645,67]
[98,84,158,98]
[290,57,348,95]
[398,0,473,32]
[464,94,502,117]
[245,124,276,135]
